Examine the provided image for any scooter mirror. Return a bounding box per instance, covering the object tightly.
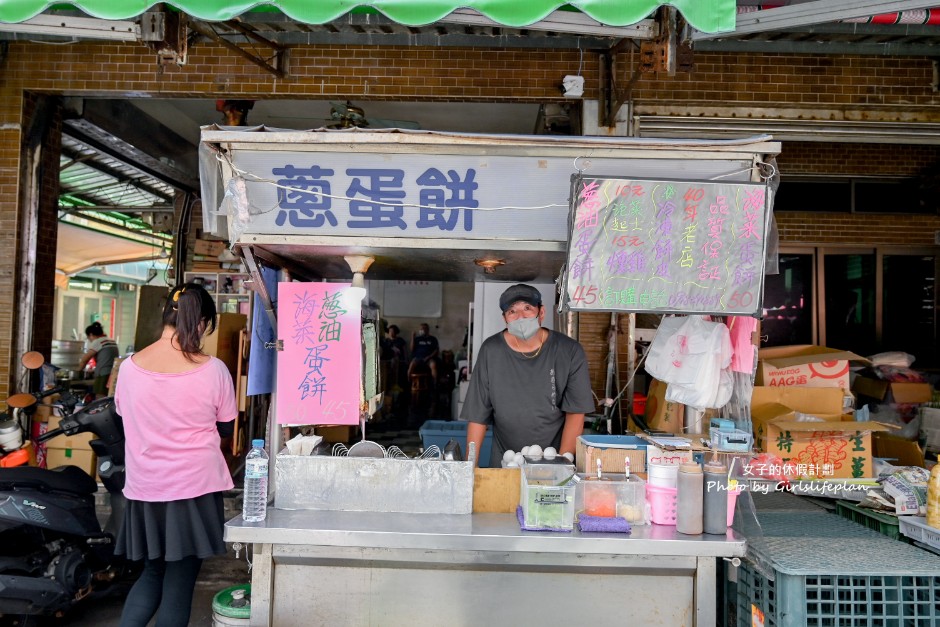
[5,393,37,409]
[21,352,44,370]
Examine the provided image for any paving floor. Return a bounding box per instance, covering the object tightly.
[50,551,248,626]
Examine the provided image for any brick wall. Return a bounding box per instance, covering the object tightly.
[0,41,939,395]
[633,53,940,108]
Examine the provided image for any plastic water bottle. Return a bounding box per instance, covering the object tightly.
[242,439,269,523]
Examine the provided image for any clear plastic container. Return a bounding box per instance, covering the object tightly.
[243,439,269,523]
[647,462,679,489]
[575,473,647,524]
[519,463,576,530]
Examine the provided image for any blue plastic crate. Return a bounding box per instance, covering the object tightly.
[419,420,493,467]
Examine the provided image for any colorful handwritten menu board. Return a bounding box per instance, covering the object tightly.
[276,282,361,425]
[562,176,769,316]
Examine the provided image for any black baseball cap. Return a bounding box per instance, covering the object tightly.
[499,284,542,313]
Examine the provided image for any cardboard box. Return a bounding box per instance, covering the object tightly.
[756,419,888,479]
[44,447,96,476]
[643,378,685,433]
[43,413,94,450]
[756,345,869,389]
[202,313,247,379]
[752,386,846,417]
[472,467,520,513]
[851,376,932,404]
[872,432,925,468]
[34,404,54,423]
[313,425,358,443]
[194,239,226,257]
[751,386,850,456]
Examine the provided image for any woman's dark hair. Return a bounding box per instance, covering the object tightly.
[162,283,217,360]
[85,322,105,337]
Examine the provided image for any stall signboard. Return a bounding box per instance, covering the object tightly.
[227,149,758,242]
[276,282,361,426]
[562,176,770,316]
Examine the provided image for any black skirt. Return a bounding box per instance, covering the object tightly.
[115,492,227,562]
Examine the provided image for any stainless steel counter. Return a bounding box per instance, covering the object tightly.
[226,510,744,626]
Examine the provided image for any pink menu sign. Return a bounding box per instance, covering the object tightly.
[276,282,361,425]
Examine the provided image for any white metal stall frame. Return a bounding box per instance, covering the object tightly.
[198,126,780,484]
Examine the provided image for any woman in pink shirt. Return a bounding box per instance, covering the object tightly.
[114,283,237,627]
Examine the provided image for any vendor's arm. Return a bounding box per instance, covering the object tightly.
[461,344,492,467]
[559,412,584,458]
[558,338,595,459]
[467,421,487,467]
[77,348,97,371]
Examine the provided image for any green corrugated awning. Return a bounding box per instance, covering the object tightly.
[0,1,736,34]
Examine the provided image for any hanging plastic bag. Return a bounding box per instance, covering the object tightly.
[664,317,733,409]
[643,316,688,382]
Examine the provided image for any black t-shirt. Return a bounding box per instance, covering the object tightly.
[389,336,407,360]
[461,330,595,467]
[412,334,438,361]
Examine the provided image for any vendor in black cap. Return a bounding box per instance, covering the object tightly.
[462,283,594,467]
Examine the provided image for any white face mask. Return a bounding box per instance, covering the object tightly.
[507,316,540,341]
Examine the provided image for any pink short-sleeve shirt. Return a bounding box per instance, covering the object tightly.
[115,356,237,502]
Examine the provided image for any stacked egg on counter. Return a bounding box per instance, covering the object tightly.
[501,445,574,467]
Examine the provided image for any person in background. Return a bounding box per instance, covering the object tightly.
[386,324,409,365]
[114,283,236,627]
[462,284,594,467]
[77,321,120,399]
[408,322,439,384]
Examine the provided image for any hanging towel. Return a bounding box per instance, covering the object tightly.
[727,316,759,374]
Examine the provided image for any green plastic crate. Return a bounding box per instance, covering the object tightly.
[835,500,903,541]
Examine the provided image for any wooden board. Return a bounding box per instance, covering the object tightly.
[134,285,169,350]
[472,467,520,513]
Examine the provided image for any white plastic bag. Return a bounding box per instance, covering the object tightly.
[662,316,733,410]
[644,316,688,382]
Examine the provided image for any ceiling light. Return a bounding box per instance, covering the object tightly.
[474,258,505,274]
[159,244,169,259]
[344,255,374,302]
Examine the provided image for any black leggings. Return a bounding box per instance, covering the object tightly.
[119,556,203,627]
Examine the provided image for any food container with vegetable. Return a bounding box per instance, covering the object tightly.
[575,474,648,525]
[519,463,577,530]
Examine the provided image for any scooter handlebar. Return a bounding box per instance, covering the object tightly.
[35,385,66,401]
[36,427,65,443]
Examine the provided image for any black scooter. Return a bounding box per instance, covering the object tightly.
[0,389,127,620]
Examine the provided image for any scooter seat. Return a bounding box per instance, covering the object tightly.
[0,465,98,496]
